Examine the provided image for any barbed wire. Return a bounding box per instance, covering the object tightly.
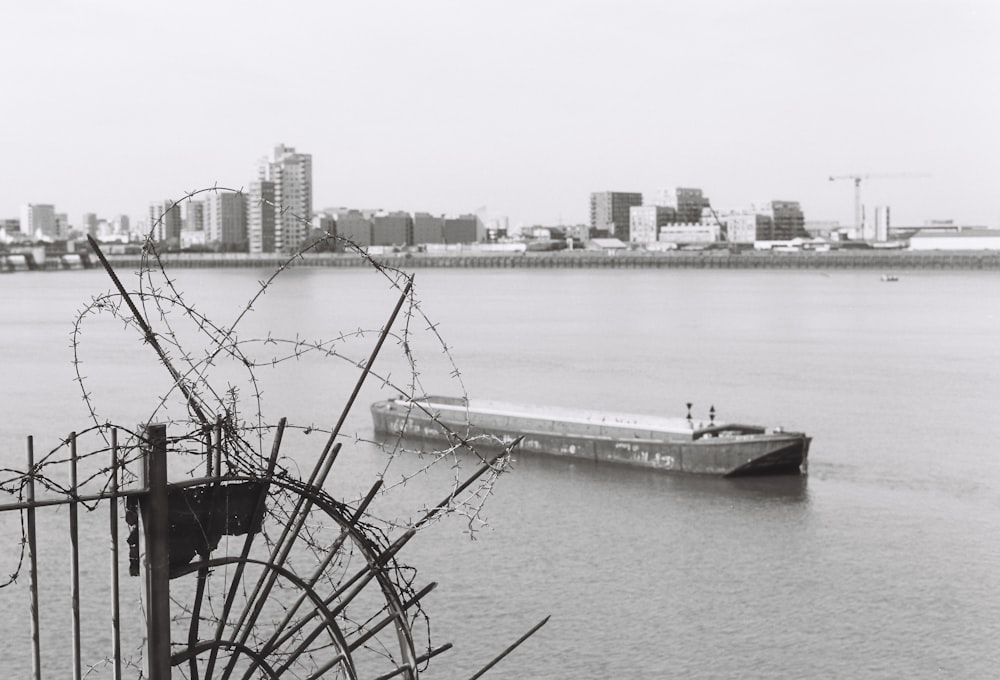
[0,186,521,677]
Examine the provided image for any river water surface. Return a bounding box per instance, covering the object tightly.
[1,266,998,678]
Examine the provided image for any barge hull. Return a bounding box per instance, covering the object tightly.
[371,399,809,477]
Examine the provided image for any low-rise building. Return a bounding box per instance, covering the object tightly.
[659,223,720,245]
[701,208,764,244]
[410,213,478,245]
[413,213,445,244]
[586,237,628,251]
[444,214,479,244]
[372,211,413,246]
[563,224,590,243]
[336,210,372,248]
[181,229,207,250]
[804,220,841,238]
[1,218,21,236]
[908,229,1000,251]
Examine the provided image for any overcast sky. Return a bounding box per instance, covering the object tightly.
[2,0,998,228]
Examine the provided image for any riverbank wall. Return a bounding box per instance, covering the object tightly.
[5,249,1000,272]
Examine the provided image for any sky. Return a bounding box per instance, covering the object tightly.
[2,0,998,229]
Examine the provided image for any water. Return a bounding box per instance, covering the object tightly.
[1,266,998,678]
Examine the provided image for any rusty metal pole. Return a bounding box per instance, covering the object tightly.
[141,424,171,679]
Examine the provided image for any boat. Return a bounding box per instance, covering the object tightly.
[370,396,810,477]
[881,274,899,282]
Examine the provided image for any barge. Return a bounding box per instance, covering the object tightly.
[370,396,809,477]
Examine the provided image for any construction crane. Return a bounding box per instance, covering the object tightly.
[828,173,930,234]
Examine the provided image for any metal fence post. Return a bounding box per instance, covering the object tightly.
[142,424,171,679]
[26,436,42,680]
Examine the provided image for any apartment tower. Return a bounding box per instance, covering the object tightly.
[207,191,248,251]
[247,181,276,254]
[256,144,312,253]
[590,192,642,240]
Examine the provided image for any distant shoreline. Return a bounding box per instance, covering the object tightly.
[4,249,1000,272]
[107,249,1000,271]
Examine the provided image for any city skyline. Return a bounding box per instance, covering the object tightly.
[2,2,997,229]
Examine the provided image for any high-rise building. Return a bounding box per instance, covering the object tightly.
[590,192,642,240]
[247,181,276,253]
[208,191,248,250]
[147,201,183,244]
[185,200,206,233]
[20,204,57,238]
[259,144,312,253]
